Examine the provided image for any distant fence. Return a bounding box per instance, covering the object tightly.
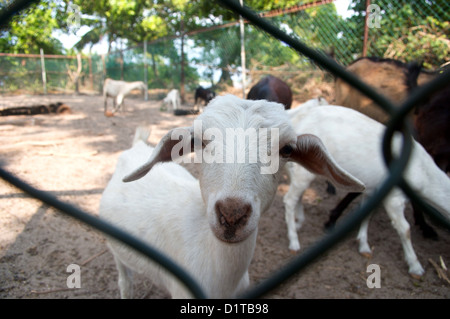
[1,0,448,97]
[1,0,450,300]
[0,52,104,95]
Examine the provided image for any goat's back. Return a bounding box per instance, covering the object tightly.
[291,104,447,197]
[292,105,390,186]
[247,75,292,109]
[334,57,429,123]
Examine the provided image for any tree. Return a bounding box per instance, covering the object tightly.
[343,0,449,68]
[0,0,65,54]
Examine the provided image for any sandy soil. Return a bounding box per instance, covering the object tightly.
[0,93,449,299]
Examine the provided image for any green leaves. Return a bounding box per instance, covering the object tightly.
[1,0,63,54]
[344,0,449,68]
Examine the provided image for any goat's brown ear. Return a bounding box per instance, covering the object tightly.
[290,134,365,192]
[123,127,193,182]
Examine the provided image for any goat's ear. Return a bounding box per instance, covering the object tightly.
[290,134,365,192]
[123,127,193,182]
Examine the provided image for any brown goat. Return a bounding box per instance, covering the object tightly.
[247,75,293,110]
[335,57,435,123]
[414,82,450,173]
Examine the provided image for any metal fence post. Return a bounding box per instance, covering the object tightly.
[180,20,186,104]
[143,39,149,101]
[39,48,47,95]
[88,55,94,90]
[101,54,106,94]
[239,0,246,98]
[362,0,371,57]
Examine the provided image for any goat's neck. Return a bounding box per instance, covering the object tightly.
[203,216,257,267]
[182,188,257,296]
[204,230,257,298]
[127,82,143,89]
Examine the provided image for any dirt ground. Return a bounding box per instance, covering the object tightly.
[0,92,449,299]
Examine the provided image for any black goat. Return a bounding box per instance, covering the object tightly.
[194,86,216,111]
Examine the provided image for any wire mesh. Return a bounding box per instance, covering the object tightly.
[0,0,449,299]
[2,1,448,95]
[0,53,104,94]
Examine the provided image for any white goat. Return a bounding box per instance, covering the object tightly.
[284,102,450,278]
[163,89,181,111]
[289,97,329,111]
[99,94,364,298]
[103,78,147,114]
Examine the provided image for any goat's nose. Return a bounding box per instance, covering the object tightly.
[215,198,252,228]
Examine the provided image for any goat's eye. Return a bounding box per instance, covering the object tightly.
[280,144,294,158]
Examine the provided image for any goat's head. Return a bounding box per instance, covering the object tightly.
[139,81,147,92]
[123,95,364,243]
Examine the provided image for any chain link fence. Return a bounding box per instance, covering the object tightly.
[0,52,104,94]
[1,0,448,97]
[1,0,450,299]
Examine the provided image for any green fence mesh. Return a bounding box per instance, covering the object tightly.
[1,1,448,97]
[1,0,449,300]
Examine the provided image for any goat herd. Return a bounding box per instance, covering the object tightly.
[100,57,449,298]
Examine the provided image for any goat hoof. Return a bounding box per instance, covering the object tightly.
[288,241,300,252]
[289,249,299,255]
[409,272,423,280]
[360,251,372,259]
[325,181,336,195]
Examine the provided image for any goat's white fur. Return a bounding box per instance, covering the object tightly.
[99,95,364,298]
[284,101,450,277]
[163,89,181,111]
[290,97,329,111]
[103,78,147,113]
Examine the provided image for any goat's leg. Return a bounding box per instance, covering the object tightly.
[283,185,306,252]
[411,201,438,240]
[383,193,424,278]
[325,192,362,230]
[114,256,134,299]
[354,194,375,257]
[112,98,117,113]
[114,95,124,113]
[283,165,315,252]
[325,181,336,195]
[356,213,372,258]
[194,97,199,111]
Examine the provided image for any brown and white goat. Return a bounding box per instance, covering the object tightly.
[334,57,435,123]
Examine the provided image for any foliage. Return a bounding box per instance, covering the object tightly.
[0,0,65,54]
[1,0,448,92]
[345,0,450,68]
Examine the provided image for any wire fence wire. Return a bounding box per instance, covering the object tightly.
[1,1,448,96]
[217,0,450,298]
[1,0,450,299]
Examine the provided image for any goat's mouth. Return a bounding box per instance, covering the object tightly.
[211,224,255,243]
